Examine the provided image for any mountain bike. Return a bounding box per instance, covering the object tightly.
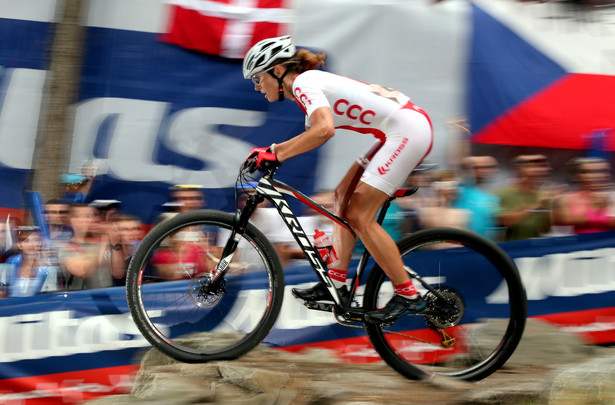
[126,156,527,382]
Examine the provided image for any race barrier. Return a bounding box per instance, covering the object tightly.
[1,231,615,403]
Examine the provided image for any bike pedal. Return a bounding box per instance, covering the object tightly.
[304,301,334,312]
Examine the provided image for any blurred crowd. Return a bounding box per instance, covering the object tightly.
[399,154,615,242]
[0,182,205,298]
[1,153,614,299]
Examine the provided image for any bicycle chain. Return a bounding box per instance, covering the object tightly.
[333,313,456,348]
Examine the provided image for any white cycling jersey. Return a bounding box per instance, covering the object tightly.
[292,70,433,195]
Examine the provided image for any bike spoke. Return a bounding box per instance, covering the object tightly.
[126,211,284,363]
[363,228,526,381]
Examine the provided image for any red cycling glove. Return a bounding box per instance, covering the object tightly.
[249,147,280,171]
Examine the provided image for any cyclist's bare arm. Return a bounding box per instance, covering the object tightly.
[273,107,335,161]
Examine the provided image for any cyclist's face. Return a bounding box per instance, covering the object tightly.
[254,71,278,102]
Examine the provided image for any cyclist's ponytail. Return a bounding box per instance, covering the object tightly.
[276,49,326,74]
[294,49,326,73]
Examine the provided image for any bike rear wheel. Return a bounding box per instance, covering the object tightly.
[363,228,526,381]
[126,209,284,363]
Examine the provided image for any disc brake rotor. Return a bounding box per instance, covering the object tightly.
[188,275,225,307]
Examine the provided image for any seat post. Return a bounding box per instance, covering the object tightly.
[377,198,394,225]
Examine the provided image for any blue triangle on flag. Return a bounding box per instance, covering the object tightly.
[467,4,567,135]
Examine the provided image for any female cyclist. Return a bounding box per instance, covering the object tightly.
[243,36,433,324]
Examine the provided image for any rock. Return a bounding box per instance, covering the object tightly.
[462,379,551,404]
[460,318,594,367]
[131,367,216,403]
[82,326,615,405]
[217,364,289,392]
[549,354,615,404]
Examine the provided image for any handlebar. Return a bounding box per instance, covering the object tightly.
[242,155,279,176]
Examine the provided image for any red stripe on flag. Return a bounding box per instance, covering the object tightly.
[162,0,293,58]
[163,6,227,55]
[252,21,282,44]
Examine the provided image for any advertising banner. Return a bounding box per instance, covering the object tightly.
[1,232,615,403]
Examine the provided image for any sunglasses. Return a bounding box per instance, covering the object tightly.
[251,69,271,86]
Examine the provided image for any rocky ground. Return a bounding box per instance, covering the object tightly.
[85,319,615,405]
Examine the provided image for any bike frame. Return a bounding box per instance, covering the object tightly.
[219,172,412,315]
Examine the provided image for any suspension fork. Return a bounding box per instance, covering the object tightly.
[210,194,263,282]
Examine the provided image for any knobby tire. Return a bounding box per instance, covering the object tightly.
[126,209,284,363]
[363,227,527,381]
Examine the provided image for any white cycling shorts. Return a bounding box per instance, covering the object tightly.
[360,106,433,196]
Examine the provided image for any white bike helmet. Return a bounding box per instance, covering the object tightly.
[243,35,296,79]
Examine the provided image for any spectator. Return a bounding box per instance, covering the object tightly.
[60,158,101,204]
[352,191,406,256]
[90,199,122,223]
[236,182,307,267]
[154,184,206,224]
[397,167,438,234]
[150,186,217,278]
[109,214,143,286]
[0,216,17,262]
[169,184,206,213]
[57,204,125,290]
[156,202,182,223]
[454,156,501,240]
[206,182,277,271]
[150,228,212,280]
[3,226,61,297]
[497,154,560,241]
[60,173,91,204]
[552,157,615,234]
[44,198,73,243]
[419,170,470,230]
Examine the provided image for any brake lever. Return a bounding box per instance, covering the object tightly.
[245,157,258,174]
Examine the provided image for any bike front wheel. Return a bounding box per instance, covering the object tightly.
[363,227,526,381]
[126,209,284,363]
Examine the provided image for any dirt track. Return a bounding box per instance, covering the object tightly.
[85,345,575,405]
[85,320,613,404]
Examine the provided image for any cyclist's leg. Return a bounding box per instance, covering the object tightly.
[330,141,387,281]
[331,161,364,275]
[291,162,362,301]
[354,128,431,285]
[357,109,432,322]
[344,183,409,286]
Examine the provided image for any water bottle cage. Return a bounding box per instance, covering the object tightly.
[318,245,334,265]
